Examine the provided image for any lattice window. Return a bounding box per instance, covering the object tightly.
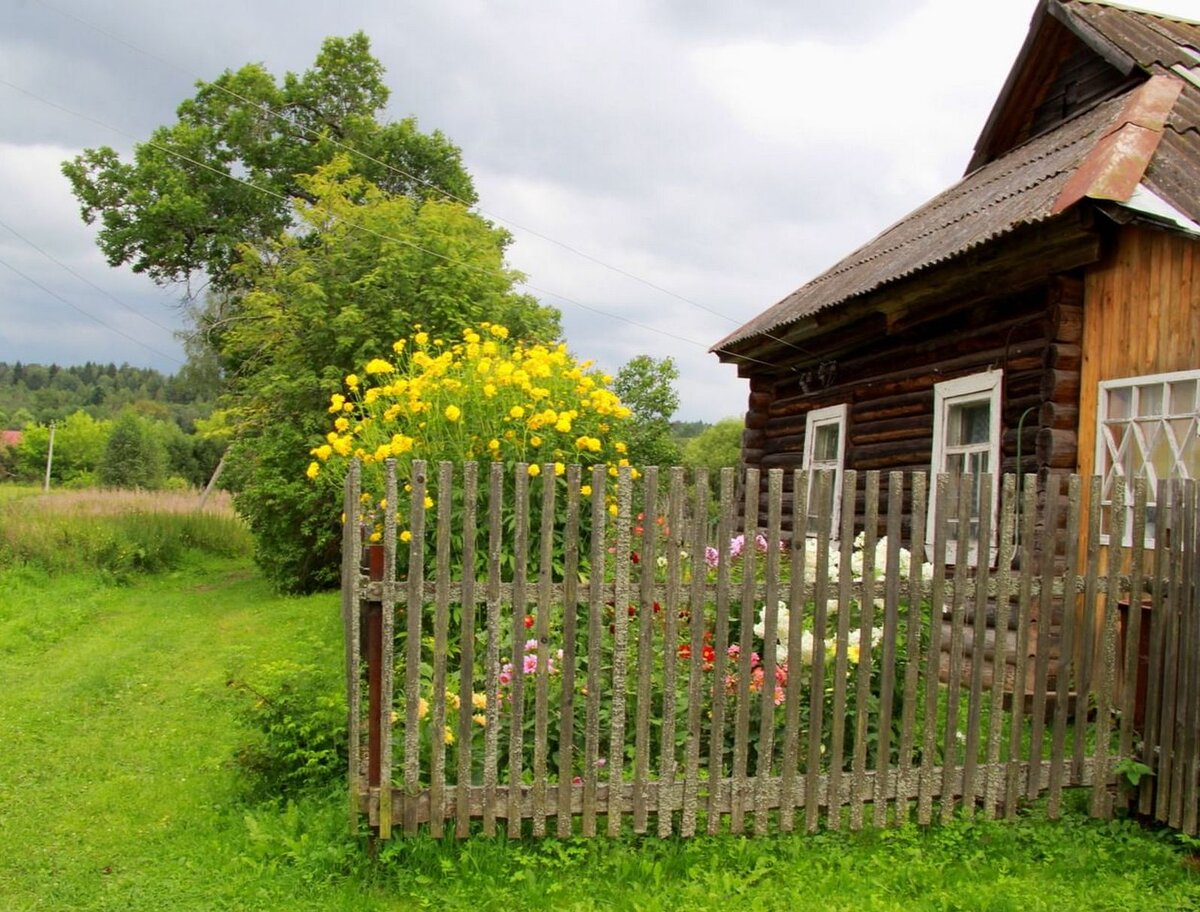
[802,403,847,536]
[1097,370,1200,546]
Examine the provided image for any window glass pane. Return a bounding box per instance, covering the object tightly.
[1181,433,1199,480]
[947,401,990,446]
[812,423,840,462]
[1137,384,1163,417]
[1170,380,1196,415]
[945,453,965,475]
[1108,386,1132,420]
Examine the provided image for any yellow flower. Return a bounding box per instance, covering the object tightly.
[418,697,429,720]
[487,438,500,452]
[509,405,525,419]
[445,404,462,422]
[608,503,618,516]
[580,484,592,497]
[305,461,320,479]
[447,691,462,711]
[530,435,542,448]
[365,358,394,374]
[392,338,407,354]
[414,331,429,346]
[614,441,627,454]
[473,713,487,727]
[334,417,350,432]
[328,393,345,413]
[554,462,565,476]
[528,464,541,477]
[424,495,434,510]
[345,373,359,390]
[400,530,412,543]
[444,726,455,746]
[472,692,487,710]
[368,531,382,543]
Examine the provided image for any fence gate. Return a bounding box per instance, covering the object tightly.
[341,461,1200,839]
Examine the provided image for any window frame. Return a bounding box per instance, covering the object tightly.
[927,370,1003,563]
[802,403,848,537]
[1095,368,1200,548]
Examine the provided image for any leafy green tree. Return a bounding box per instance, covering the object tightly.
[612,355,682,468]
[220,160,559,592]
[683,417,743,476]
[62,32,475,292]
[99,412,167,490]
[14,411,112,486]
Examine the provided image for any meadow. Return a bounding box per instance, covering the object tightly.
[1,486,1198,911]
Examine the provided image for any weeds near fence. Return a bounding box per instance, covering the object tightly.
[0,486,252,576]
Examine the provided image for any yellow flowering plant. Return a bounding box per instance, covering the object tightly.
[310,323,636,577]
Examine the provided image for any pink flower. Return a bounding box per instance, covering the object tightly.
[523,654,539,675]
[704,546,720,568]
[729,535,745,558]
[524,638,540,653]
[755,533,769,553]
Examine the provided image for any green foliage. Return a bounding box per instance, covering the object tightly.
[613,354,682,468]
[99,410,168,489]
[683,416,743,504]
[231,660,348,802]
[1114,756,1154,788]
[13,410,112,485]
[62,32,475,292]
[223,160,559,593]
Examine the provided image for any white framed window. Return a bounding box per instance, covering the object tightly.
[1096,369,1200,547]
[928,370,1003,562]
[803,403,848,536]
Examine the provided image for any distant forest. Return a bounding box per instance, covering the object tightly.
[0,361,216,431]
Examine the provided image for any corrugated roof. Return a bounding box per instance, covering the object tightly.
[715,0,1200,357]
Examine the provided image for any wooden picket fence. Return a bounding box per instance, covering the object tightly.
[341,460,1200,839]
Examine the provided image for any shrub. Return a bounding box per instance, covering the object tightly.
[99,411,167,489]
[231,660,348,801]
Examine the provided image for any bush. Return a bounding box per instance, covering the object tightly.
[99,411,167,489]
[232,660,348,801]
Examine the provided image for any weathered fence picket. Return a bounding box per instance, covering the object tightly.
[344,461,1200,840]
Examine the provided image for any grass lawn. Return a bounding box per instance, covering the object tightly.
[1,494,1198,910]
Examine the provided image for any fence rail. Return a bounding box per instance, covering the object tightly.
[341,462,1200,838]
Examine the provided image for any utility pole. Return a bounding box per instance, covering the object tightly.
[43,421,56,493]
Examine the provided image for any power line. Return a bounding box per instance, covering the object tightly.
[0,216,181,336]
[0,254,184,365]
[0,76,780,371]
[28,0,815,361]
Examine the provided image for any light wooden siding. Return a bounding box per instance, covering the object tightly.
[1077,225,1200,480]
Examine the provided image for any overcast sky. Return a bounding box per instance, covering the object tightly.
[0,0,1190,421]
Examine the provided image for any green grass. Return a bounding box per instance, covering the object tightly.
[0,493,1198,910]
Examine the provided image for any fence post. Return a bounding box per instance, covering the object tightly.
[365,540,386,834]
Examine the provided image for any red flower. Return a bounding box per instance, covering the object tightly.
[630,551,640,564]
[652,601,661,613]
[702,644,716,664]
[627,604,637,617]
[678,643,692,660]
[524,615,535,629]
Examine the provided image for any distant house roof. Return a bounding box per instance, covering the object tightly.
[714,0,1200,360]
[0,430,22,448]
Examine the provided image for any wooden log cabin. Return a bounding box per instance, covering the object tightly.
[712,0,1200,688]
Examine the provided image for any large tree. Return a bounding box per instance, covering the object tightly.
[64,35,559,592]
[62,32,475,293]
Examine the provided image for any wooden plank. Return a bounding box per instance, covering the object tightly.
[532,467,556,837]
[556,466,581,839]
[456,463,478,838]
[1005,476,1038,819]
[582,464,607,837]
[1118,478,1148,794]
[874,473,903,827]
[919,473,950,826]
[896,472,927,825]
[507,466,530,839]
[1154,481,1180,823]
[632,467,659,834]
[482,464,503,836]
[429,461,452,838]
[961,473,995,817]
[1140,479,1170,816]
[1180,481,1199,833]
[607,467,634,836]
[806,469,835,832]
[707,468,737,834]
[828,469,858,830]
[657,467,686,837]
[1026,473,1061,796]
[851,471,880,830]
[730,467,761,835]
[1048,475,1082,817]
[941,475,971,823]
[754,469,785,835]
[779,468,811,833]
[984,474,1018,819]
[343,461,363,832]
[681,468,710,838]
[1091,476,1125,819]
[1075,477,1102,788]
[404,461,428,836]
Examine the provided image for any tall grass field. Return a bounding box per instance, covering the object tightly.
[0,486,1198,911]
